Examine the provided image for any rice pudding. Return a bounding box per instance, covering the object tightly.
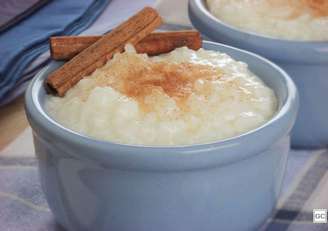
[46,46,277,145]
[206,0,328,41]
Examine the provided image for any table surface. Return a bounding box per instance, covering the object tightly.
[0,0,327,230]
[0,96,28,151]
[1,93,328,231]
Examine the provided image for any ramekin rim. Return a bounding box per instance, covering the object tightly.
[25,41,297,163]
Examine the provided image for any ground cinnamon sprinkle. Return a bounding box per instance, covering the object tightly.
[92,51,222,111]
[268,0,328,18]
[305,0,328,17]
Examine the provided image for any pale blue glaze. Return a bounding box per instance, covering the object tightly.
[25,42,298,231]
[189,0,328,148]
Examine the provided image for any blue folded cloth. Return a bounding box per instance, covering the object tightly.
[0,0,51,33]
[0,0,109,102]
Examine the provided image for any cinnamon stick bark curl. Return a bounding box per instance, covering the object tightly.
[46,7,162,96]
[50,31,202,60]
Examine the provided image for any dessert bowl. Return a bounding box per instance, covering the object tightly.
[189,0,328,148]
[25,41,298,231]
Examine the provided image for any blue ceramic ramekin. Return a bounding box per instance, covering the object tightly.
[189,0,328,148]
[25,41,298,231]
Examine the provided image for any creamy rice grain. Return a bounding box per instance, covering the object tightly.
[207,0,328,41]
[46,46,277,146]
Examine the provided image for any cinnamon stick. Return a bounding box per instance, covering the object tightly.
[50,31,202,60]
[46,7,162,96]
